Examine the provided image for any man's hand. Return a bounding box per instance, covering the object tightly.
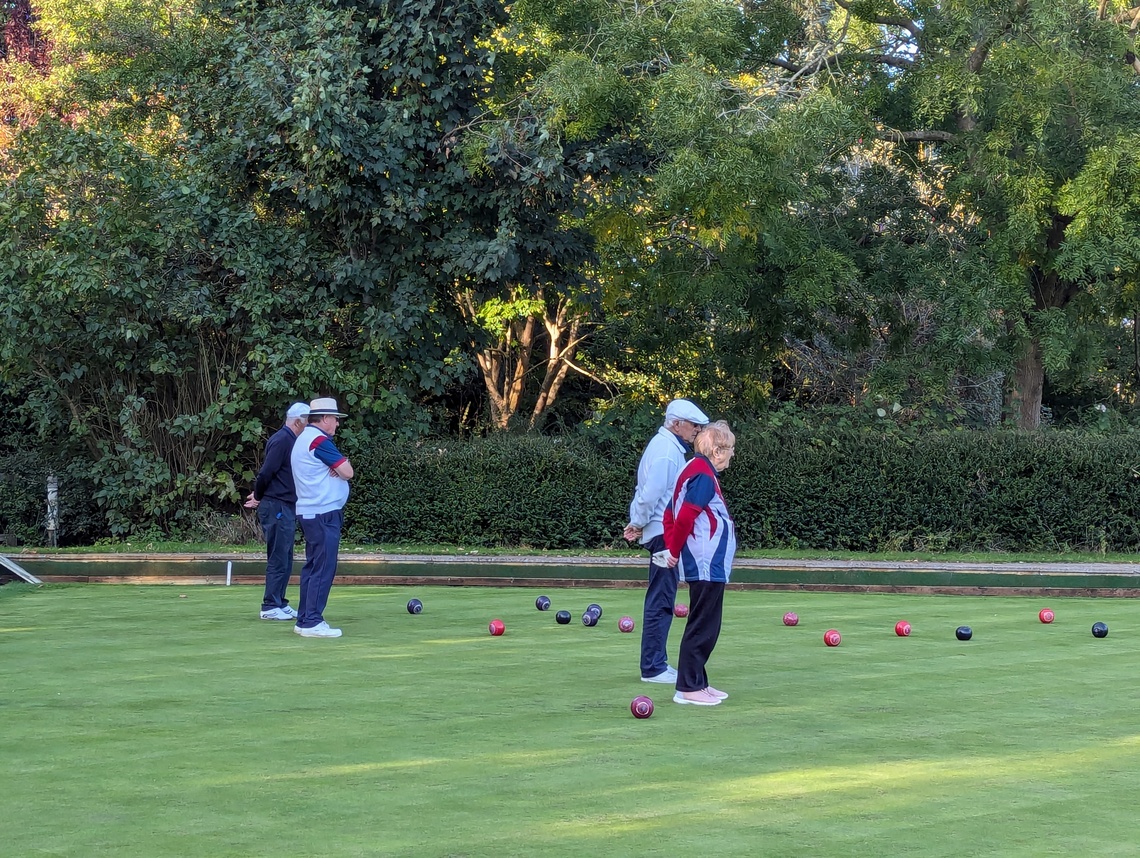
[622,523,642,542]
[243,491,259,509]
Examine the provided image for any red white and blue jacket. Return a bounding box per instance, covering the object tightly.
[663,454,736,583]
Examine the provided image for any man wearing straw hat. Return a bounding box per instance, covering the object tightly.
[290,397,355,638]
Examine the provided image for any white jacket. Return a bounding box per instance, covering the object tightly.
[627,426,689,544]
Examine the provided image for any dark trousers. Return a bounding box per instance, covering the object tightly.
[296,509,343,629]
[257,496,296,611]
[640,534,678,677]
[676,580,725,692]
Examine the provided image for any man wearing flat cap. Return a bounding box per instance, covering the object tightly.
[624,398,710,683]
[245,401,310,621]
[290,397,355,638]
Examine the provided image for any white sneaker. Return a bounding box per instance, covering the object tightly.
[673,690,721,706]
[279,605,298,618]
[641,666,678,683]
[294,621,342,638]
[260,607,295,621]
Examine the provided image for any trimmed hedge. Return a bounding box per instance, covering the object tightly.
[346,428,1140,553]
[345,435,631,549]
[729,428,1140,553]
[6,428,1139,552]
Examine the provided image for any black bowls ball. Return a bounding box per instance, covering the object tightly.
[555,610,572,625]
[1092,622,1109,638]
[955,625,972,641]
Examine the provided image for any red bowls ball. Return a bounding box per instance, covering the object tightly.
[631,695,654,719]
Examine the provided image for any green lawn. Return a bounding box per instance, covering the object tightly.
[3,582,1139,856]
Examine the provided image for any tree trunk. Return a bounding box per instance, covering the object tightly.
[528,296,582,430]
[1005,338,1044,430]
[1003,220,1078,430]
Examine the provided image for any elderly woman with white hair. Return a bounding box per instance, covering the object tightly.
[662,420,737,706]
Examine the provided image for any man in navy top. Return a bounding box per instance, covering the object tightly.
[245,402,310,620]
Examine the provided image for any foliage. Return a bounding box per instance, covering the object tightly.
[0,449,102,544]
[0,116,322,532]
[190,0,506,430]
[503,0,1140,429]
[774,0,1140,426]
[1,0,54,150]
[2,0,590,530]
[6,0,1140,540]
[504,0,832,417]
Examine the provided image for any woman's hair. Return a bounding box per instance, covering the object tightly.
[694,420,734,459]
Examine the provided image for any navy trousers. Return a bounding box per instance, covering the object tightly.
[296,508,344,629]
[640,535,678,677]
[257,496,296,611]
[676,580,725,692]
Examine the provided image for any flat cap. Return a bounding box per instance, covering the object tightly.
[665,399,709,425]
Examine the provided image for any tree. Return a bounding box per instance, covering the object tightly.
[500,0,1140,430]
[0,0,612,533]
[496,0,842,416]
[761,0,1140,428]
[0,115,328,531]
[200,0,612,433]
[450,127,612,430]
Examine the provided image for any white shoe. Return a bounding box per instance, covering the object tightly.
[294,621,342,638]
[260,607,295,621]
[641,666,678,683]
[673,690,721,706]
